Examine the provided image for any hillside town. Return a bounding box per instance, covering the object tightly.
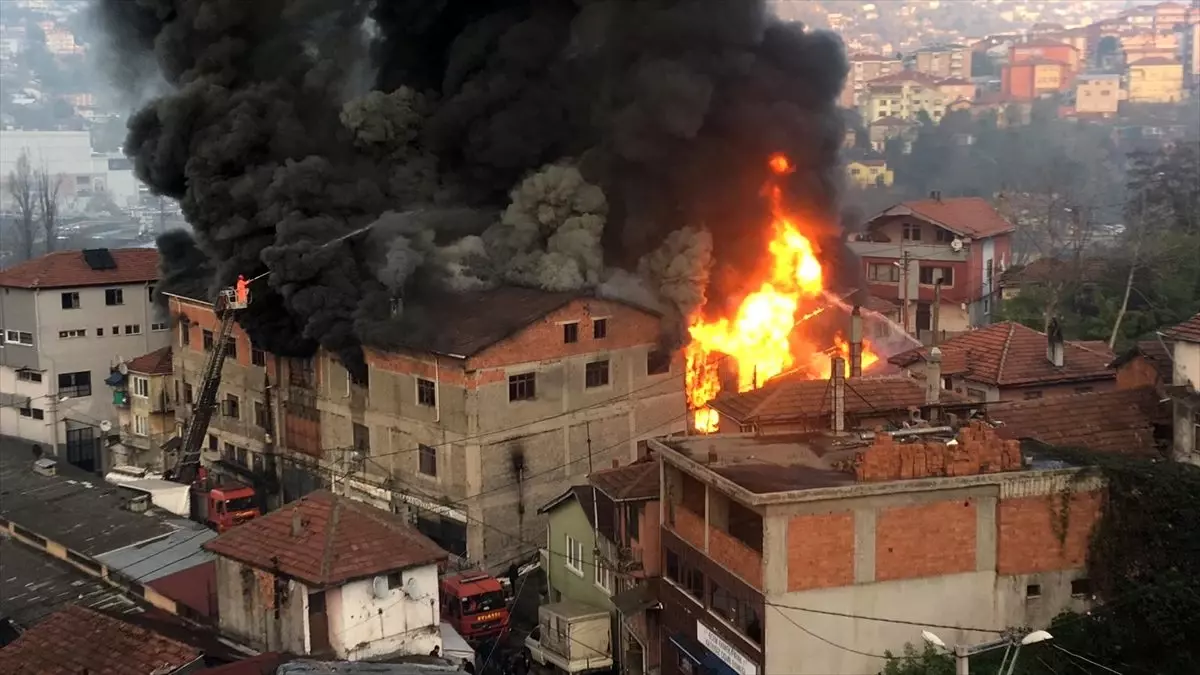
[1,2,1199,675]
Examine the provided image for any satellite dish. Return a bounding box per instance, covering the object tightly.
[100,420,113,433]
[117,362,129,375]
[950,238,964,252]
[372,576,390,599]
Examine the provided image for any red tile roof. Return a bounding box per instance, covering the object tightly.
[889,322,1115,387]
[0,248,159,289]
[710,375,968,425]
[990,386,1163,455]
[886,197,1015,238]
[589,459,659,502]
[0,605,201,675]
[864,295,898,314]
[126,346,174,376]
[1163,313,1200,343]
[204,490,446,587]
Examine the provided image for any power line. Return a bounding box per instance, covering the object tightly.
[1053,645,1125,675]
[763,600,1005,635]
[768,604,888,660]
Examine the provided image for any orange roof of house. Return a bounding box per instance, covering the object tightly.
[0,605,201,675]
[589,459,659,502]
[1163,312,1200,343]
[0,248,159,289]
[126,346,173,376]
[889,322,1115,387]
[990,386,1163,455]
[709,375,968,425]
[884,197,1015,238]
[204,490,447,588]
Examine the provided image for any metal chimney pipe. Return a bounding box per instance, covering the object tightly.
[849,305,864,377]
[831,356,846,433]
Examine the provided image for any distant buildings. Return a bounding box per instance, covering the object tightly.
[845,156,894,188]
[1074,73,1122,116]
[0,131,144,209]
[911,44,974,80]
[1001,39,1079,100]
[864,71,952,122]
[1126,57,1186,102]
[841,53,903,109]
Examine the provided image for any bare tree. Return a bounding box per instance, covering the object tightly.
[6,150,36,262]
[35,164,62,253]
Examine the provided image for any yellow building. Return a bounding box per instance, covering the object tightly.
[864,72,950,122]
[847,158,894,188]
[1075,74,1122,115]
[1127,57,1185,102]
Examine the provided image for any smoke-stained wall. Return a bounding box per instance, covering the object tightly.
[93,0,850,374]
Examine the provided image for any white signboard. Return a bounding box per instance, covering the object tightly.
[697,622,759,675]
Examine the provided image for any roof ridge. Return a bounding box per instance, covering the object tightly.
[996,322,1017,382]
[319,495,341,583]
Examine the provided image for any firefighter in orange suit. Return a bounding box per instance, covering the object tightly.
[236,275,249,305]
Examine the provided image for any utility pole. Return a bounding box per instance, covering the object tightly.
[932,280,942,345]
[900,250,913,335]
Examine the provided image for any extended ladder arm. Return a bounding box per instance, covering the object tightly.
[170,289,247,484]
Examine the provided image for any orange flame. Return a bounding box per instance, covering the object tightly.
[684,154,879,433]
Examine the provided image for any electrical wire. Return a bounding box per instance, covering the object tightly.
[762,600,1005,635]
[480,572,530,674]
[768,604,889,660]
[1053,645,1125,675]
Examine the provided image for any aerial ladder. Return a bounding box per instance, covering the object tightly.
[168,276,252,485]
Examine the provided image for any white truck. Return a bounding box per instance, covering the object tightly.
[525,601,613,674]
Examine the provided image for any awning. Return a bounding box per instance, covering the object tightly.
[613,581,659,616]
[104,371,125,387]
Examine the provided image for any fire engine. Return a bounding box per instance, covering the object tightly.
[440,570,512,642]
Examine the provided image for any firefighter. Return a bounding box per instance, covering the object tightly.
[235,275,249,305]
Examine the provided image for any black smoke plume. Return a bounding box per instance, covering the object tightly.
[94,0,849,374]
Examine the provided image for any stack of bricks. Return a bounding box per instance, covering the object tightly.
[855,421,1023,482]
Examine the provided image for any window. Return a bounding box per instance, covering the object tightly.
[348,366,368,388]
[251,347,266,367]
[124,324,142,335]
[203,330,214,351]
[105,288,124,306]
[918,266,953,286]
[585,360,610,388]
[593,318,608,339]
[353,423,370,452]
[224,336,236,360]
[903,222,922,240]
[935,227,956,242]
[666,549,680,582]
[180,323,190,346]
[151,322,168,332]
[986,259,995,287]
[58,371,92,398]
[709,581,763,644]
[132,376,149,398]
[565,536,584,575]
[224,393,240,419]
[4,330,33,346]
[184,382,194,404]
[563,322,579,344]
[417,378,436,407]
[1026,583,1042,599]
[647,350,671,375]
[594,559,613,593]
[61,292,80,309]
[236,446,248,466]
[867,263,900,282]
[112,325,119,336]
[1024,390,1044,400]
[1071,578,1092,597]
[387,572,403,590]
[19,405,45,420]
[59,329,86,339]
[148,285,156,302]
[254,401,267,428]
[96,328,104,337]
[419,444,437,476]
[16,370,42,383]
[509,373,536,401]
[208,435,218,451]
[134,415,149,436]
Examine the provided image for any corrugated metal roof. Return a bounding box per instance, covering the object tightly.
[95,520,216,583]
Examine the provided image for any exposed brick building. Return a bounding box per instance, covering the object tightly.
[649,422,1103,675]
[165,287,686,569]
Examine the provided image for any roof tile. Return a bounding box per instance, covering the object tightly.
[589,460,659,502]
[203,491,447,587]
[0,605,201,675]
[889,322,1114,387]
[710,375,967,425]
[990,386,1163,455]
[889,197,1015,238]
[126,346,174,376]
[0,248,159,289]
[1163,313,1200,343]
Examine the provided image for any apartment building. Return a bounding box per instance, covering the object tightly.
[1075,73,1122,116]
[864,72,950,123]
[849,196,1015,338]
[840,53,903,109]
[1163,313,1200,462]
[108,345,176,470]
[167,286,687,570]
[652,422,1102,675]
[1126,56,1186,103]
[0,248,167,472]
[911,44,973,80]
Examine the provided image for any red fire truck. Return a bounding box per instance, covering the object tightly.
[440,571,511,642]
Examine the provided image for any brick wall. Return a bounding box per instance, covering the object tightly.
[709,526,763,589]
[997,490,1103,574]
[673,506,706,552]
[787,512,855,591]
[1115,355,1161,391]
[856,421,1022,482]
[876,500,977,581]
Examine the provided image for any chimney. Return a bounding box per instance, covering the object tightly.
[612,458,620,468]
[929,190,942,202]
[831,356,846,433]
[849,306,864,377]
[1047,318,1065,367]
[291,508,302,537]
[925,347,943,405]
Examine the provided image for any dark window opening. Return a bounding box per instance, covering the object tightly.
[105,288,124,306]
[251,348,266,367]
[353,423,370,453]
[224,394,240,419]
[509,373,536,401]
[419,444,437,476]
[647,350,671,375]
[58,371,92,398]
[203,330,214,351]
[585,360,610,388]
[593,318,608,339]
[417,378,436,407]
[563,322,579,344]
[1026,584,1042,598]
[61,292,80,309]
[1071,578,1091,596]
[254,401,267,428]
